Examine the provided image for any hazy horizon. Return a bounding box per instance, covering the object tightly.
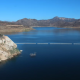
[0,16,79,22]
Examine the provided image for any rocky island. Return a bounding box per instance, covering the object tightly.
[0,34,21,62]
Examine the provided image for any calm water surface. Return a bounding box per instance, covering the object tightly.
[0,27,80,80]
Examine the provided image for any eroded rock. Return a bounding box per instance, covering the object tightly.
[0,35,20,61]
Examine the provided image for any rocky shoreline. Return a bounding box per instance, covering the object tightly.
[0,35,22,62]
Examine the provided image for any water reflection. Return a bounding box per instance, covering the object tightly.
[0,60,8,68]
[0,55,19,68]
[53,28,80,33]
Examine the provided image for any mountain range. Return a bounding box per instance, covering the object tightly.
[0,16,80,28]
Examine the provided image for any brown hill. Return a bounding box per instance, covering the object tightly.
[0,16,80,28]
[16,16,78,27]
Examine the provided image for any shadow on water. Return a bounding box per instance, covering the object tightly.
[0,60,8,68]
[0,55,20,68]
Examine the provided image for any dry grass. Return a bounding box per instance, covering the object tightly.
[0,26,33,34]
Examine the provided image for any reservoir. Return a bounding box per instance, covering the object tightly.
[0,27,80,80]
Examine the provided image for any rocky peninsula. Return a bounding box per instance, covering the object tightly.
[0,34,21,62]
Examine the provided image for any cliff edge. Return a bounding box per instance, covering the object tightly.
[0,34,20,61]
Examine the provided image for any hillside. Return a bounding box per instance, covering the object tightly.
[0,16,80,34]
[16,16,78,27]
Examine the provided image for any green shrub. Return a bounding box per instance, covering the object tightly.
[4,41,6,43]
[10,47,20,54]
[0,34,3,37]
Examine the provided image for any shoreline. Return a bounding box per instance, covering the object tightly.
[0,26,80,35]
[31,26,80,28]
[0,35,23,62]
[0,27,34,35]
[0,50,22,62]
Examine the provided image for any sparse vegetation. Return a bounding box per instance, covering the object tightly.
[0,34,3,37]
[0,27,32,34]
[10,47,20,54]
[24,28,33,32]
[4,41,6,43]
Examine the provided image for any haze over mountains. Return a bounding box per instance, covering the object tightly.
[0,16,80,28]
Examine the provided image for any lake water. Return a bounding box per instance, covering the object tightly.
[0,27,80,80]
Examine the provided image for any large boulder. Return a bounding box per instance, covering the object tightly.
[0,35,20,61]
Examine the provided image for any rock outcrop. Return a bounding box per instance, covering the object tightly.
[0,35,20,61]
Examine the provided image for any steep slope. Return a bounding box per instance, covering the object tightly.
[0,35,20,61]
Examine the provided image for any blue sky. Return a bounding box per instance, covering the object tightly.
[0,0,80,21]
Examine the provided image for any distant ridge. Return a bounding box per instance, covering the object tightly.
[0,16,80,28]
